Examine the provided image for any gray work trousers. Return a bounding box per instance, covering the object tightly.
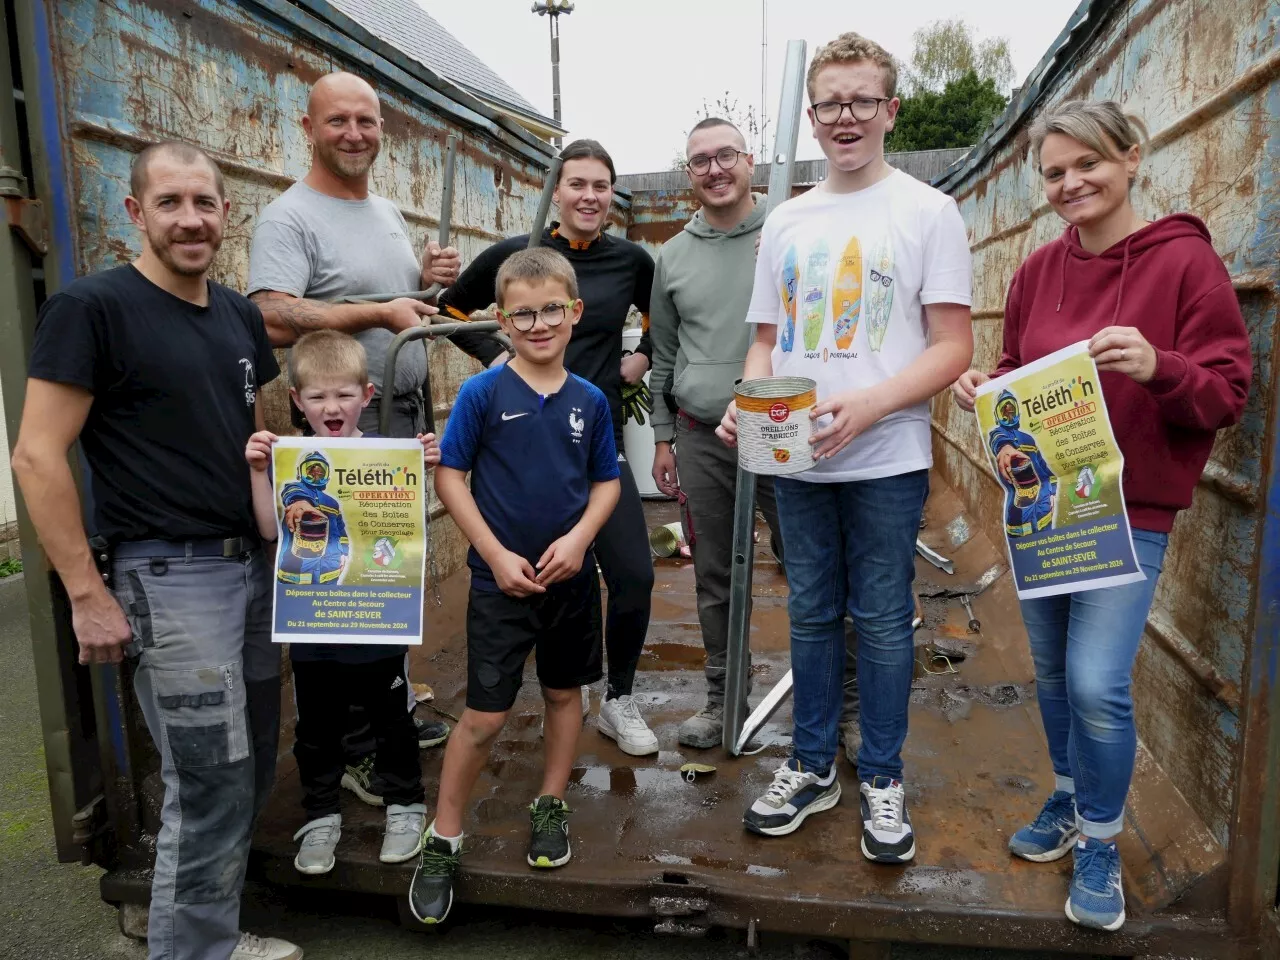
[113,548,281,960]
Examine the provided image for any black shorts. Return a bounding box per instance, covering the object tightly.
[465,572,603,712]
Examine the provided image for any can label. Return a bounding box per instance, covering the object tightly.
[735,377,818,476]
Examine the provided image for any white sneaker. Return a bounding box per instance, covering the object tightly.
[231,932,303,960]
[597,695,659,756]
[380,803,427,863]
[292,814,340,875]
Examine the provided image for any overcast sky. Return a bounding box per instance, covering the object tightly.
[424,0,1082,174]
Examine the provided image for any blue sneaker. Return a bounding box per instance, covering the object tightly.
[1009,791,1079,862]
[1065,837,1125,931]
[743,760,841,836]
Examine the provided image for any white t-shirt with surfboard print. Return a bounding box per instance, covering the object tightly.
[746,168,972,483]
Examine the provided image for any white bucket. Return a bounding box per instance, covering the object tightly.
[734,376,818,476]
[621,327,662,497]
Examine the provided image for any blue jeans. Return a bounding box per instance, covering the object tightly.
[1020,529,1168,838]
[775,470,929,780]
[113,548,281,960]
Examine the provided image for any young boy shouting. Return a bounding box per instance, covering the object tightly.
[408,247,621,925]
[719,32,973,861]
[245,330,442,875]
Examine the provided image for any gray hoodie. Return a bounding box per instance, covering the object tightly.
[648,194,768,444]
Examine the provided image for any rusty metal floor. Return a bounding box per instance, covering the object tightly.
[251,475,1232,957]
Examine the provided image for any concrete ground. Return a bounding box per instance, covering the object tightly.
[0,573,1099,960]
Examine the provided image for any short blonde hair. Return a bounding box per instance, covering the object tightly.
[495,247,579,307]
[290,330,368,390]
[807,32,899,100]
[1029,100,1148,172]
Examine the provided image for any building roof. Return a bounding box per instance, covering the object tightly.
[327,0,564,135]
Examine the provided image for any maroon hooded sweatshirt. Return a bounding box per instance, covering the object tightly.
[993,214,1252,533]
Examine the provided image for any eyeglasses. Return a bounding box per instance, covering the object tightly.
[686,147,747,176]
[811,98,892,125]
[497,300,578,332]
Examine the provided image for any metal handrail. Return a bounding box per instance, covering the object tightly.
[377,320,502,436]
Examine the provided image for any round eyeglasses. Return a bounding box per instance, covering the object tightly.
[686,147,747,176]
[497,300,578,332]
[811,98,892,125]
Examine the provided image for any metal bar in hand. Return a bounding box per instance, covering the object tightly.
[722,38,808,757]
[438,134,458,247]
[526,153,563,249]
[378,321,501,436]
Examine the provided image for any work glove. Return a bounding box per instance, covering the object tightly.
[621,379,653,426]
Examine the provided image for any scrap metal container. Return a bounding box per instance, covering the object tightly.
[931,0,1280,952]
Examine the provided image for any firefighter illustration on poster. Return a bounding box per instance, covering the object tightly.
[277,449,350,586]
[986,388,1058,538]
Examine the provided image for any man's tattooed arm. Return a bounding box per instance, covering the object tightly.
[251,291,390,347]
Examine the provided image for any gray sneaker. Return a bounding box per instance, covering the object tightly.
[380,803,428,863]
[678,703,724,749]
[293,814,341,875]
[839,718,862,766]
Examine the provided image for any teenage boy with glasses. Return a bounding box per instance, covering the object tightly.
[718,32,973,862]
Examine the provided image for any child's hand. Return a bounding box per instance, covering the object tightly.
[417,432,440,467]
[535,532,588,586]
[809,388,883,461]
[246,430,278,472]
[492,549,546,598]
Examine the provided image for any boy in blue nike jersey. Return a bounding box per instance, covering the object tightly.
[408,248,621,925]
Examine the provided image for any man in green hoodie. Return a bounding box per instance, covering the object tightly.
[649,118,787,748]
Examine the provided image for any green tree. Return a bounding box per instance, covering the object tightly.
[886,70,1008,152]
[904,19,1014,94]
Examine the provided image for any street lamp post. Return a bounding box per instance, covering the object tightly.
[532,0,573,149]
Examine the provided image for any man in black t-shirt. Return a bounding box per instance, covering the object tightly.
[12,143,299,960]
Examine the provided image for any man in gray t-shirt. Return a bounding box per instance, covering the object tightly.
[249,71,498,436]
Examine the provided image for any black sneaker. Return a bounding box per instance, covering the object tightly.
[743,760,841,836]
[340,754,384,806]
[407,833,461,925]
[527,795,571,868]
[860,777,915,863]
[415,715,450,749]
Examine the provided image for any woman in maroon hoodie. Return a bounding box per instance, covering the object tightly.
[952,100,1251,932]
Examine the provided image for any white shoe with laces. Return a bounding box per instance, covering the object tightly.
[859,777,916,863]
[743,761,840,836]
[596,694,659,756]
[230,931,302,960]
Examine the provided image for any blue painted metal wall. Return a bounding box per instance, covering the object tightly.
[34,0,583,575]
[931,0,1280,872]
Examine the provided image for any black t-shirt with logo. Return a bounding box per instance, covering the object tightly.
[27,265,279,544]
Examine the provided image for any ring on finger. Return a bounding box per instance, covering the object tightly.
[1120,348,1127,360]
